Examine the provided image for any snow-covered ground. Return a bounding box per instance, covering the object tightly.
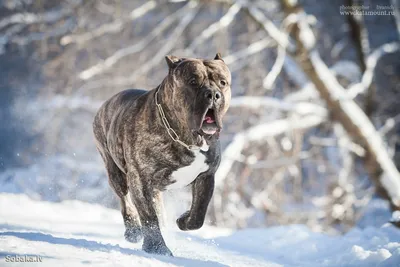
[0,193,399,267]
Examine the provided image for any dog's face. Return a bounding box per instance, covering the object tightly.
[165,54,231,136]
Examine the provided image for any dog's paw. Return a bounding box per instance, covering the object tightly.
[176,211,203,231]
[124,227,143,243]
[142,240,173,257]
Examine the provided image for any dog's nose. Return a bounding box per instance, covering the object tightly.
[205,90,213,100]
[205,90,222,102]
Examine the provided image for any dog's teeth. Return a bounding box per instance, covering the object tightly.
[203,129,217,135]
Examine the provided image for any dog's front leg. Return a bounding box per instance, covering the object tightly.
[177,173,214,231]
[127,170,172,256]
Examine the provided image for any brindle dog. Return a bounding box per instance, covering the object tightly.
[93,54,231,256]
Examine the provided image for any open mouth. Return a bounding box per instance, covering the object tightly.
[201,108,218,135]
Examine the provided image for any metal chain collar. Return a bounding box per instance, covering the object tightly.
[154,88,201,151]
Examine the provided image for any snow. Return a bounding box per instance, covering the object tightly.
[0,156,113,206]
[391,211,400,224]
[1,193,400,267]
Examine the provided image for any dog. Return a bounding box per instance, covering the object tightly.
[93,53,231,256]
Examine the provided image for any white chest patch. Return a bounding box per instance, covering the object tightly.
[166,141,210,190]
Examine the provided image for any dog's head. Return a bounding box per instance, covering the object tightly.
[164,53,231,136]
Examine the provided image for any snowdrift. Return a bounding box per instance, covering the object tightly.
[0,193,399,267]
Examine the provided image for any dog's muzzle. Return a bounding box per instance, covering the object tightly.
[200,89,223,136]
[204,89,222,104]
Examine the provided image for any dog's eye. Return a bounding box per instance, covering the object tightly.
[220,80,227,87]
[189,79,197,86]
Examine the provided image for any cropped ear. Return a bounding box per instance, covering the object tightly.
[165,55,181,69]
[214,53,224,62]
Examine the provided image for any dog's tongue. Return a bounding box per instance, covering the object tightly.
[204,116,215,123]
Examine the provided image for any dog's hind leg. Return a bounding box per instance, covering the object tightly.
[97,147,143,243]
[127,169,173,256]
[93,113,142,242]
[121,192,143,243]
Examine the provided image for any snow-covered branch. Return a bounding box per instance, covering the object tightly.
[392,0,400,37]
[0,24,24,54]
[308,49,400,207]
[78,1,191,81]
[11,18,74,46]
[215,112,326,190]
[230,96,326,115]
[347,42,400,98]
[244,2,295,53]
[0,1,79,30]
[77,1,200,90]
[224,38,273,65]
[215,92,327,193]
[169,0,233,3]
[263,42,286,90]
[124,1,200,82]
[280,3,400,207]
[61,1,157,45]
[240,0,400,209]
[186,2,241,53]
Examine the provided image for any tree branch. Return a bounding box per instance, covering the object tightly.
[279,1,400,208]
[224,38,273,65]
[76,0,200,91]
[128,1,200,81]
[186,2,242,53]
[347,42,400,98]
[243,1,295,53]
[215,112,326,203]
[11,18,74,46]
[263,39,286,90]
[78,1,191,81]
[61,1,157,45]
[230,96,326,115]
[0,1,80,30]
[392,0,400,37]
